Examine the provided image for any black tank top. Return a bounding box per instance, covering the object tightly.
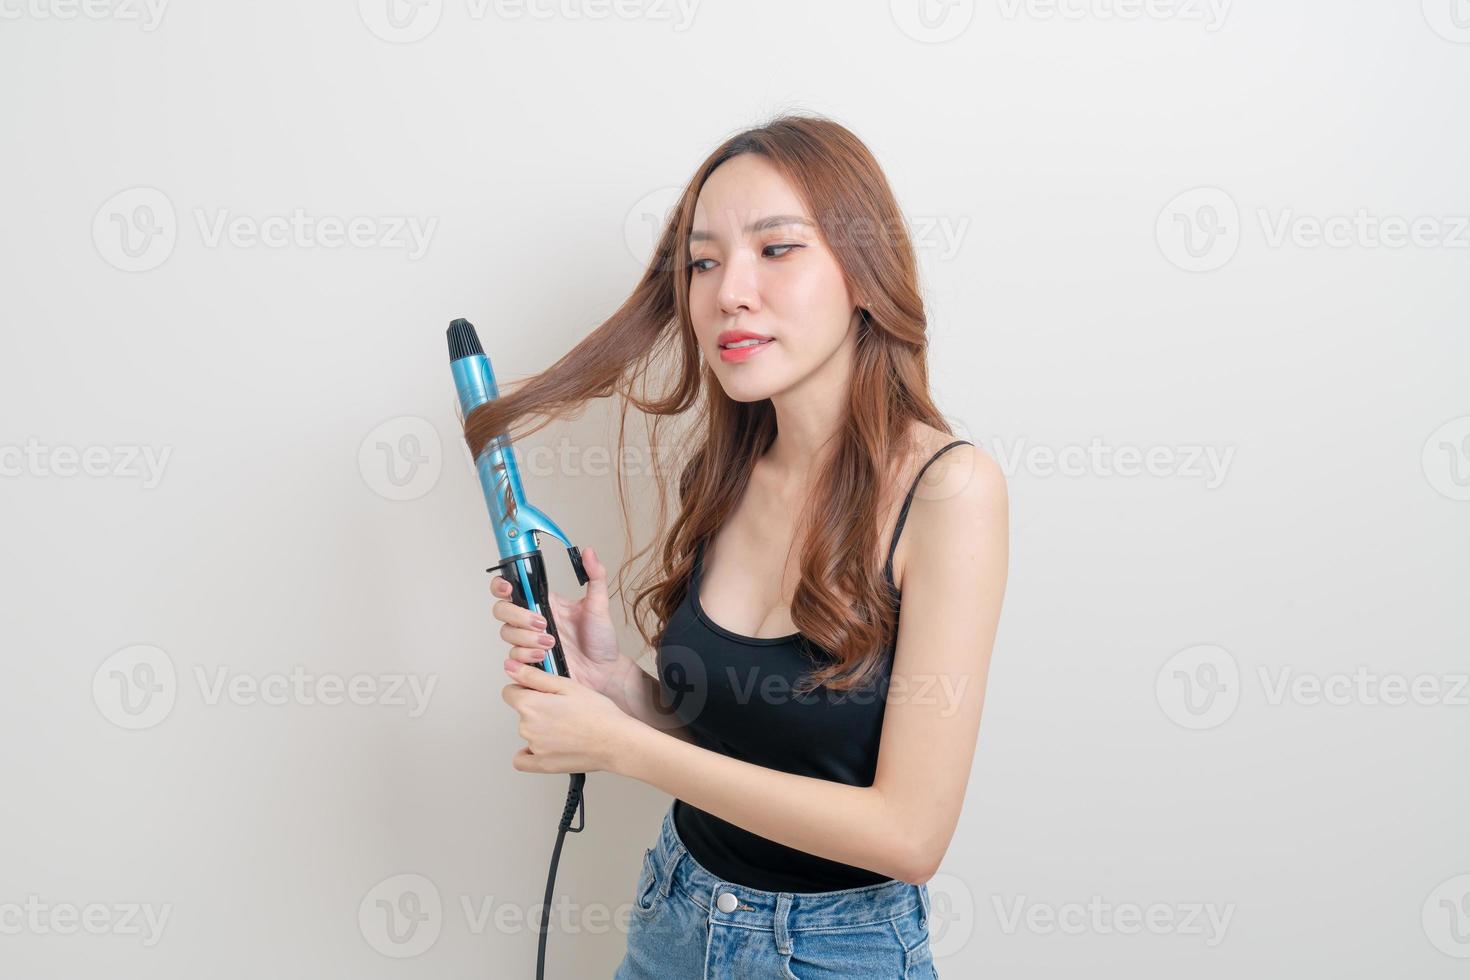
[654,439,972,892]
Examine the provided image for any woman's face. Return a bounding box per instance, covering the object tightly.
[686,153,861,403]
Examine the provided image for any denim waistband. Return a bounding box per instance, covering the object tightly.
[645,803,930,934]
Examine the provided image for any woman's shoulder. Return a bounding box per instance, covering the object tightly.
[902,423,999,496]
[889,424,1007,587]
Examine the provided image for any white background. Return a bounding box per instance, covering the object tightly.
[2,1,1468,977]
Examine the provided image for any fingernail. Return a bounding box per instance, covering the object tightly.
[539,634,555,647]
[532,615,546,628]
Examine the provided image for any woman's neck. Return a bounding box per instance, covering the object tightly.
[763,324,856,478]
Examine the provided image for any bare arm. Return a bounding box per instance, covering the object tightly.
[602,653,698,745]
[609,446,1009,883]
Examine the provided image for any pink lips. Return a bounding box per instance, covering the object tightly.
[718,337,774,363]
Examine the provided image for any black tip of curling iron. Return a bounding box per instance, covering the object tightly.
[447,317,484,361]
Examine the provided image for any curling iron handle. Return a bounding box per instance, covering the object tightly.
[488,548,587,678]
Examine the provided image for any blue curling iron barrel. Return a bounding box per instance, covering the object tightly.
[446,317,588,980]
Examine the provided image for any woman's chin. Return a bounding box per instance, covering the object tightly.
[720,385,775,404]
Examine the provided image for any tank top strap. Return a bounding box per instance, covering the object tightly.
[883,439,974,587]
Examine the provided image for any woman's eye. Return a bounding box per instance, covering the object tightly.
[689,244,801,275]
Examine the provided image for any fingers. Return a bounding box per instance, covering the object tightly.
[490,574,556,663]
[581,546,610,607]
[490,575,549,630]
[506,645,549,665]
[500,620,556,653]
[490,570,549,625]
[505,662,569,692]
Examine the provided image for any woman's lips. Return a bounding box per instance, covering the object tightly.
[718,338,775,363]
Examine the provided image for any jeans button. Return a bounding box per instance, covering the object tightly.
[716,891,739,913]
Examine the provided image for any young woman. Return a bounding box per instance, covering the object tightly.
[473,114,1008,979]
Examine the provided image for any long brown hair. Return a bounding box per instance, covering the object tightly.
[461,112,952,694]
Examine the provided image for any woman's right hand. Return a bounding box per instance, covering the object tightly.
[490,546,629,699]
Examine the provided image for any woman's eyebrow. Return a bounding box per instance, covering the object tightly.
[689,214,814,243]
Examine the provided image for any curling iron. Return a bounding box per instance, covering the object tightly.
[447,317,589,980]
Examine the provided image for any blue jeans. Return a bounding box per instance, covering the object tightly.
[615,804,938,979]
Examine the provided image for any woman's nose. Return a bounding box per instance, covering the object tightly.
[717,255,761,315]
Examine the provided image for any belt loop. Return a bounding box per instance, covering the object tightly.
[655,808,682,902]
[773,893,793,955]
[917,883,930,927]
[658,848,682,901]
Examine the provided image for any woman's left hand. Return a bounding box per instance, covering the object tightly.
[500,660,636,775]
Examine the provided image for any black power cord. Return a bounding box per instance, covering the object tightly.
[536,773,586,979]
[485,550,591,978]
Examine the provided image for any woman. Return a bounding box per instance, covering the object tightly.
[471,113,1008,978]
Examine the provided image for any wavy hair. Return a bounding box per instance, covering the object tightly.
[461,112,953,694]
